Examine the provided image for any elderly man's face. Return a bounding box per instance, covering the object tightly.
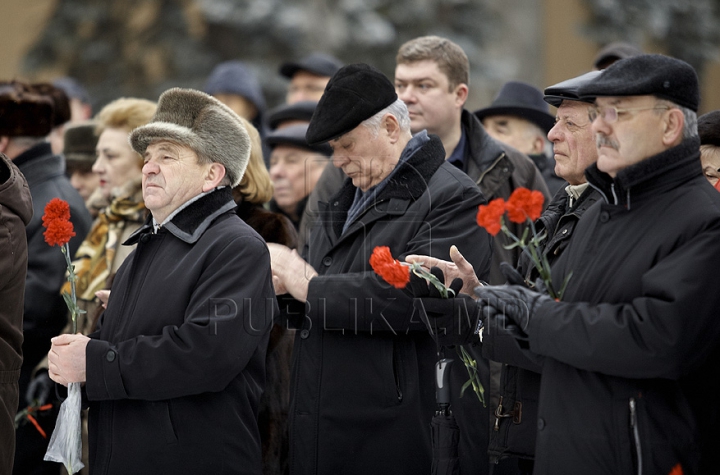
[590,95,672,178]
[547,101,597,185]
[142,141,214,223]
[482,115,545,155]
[394,60,464,137]
[269,145,328,216]
[287,71,329,105]
[329,123,395,192]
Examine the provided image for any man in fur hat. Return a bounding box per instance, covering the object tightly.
[48,88,275,475]
[269,63,492,475]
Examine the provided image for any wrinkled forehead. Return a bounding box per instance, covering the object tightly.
[144,139,196,158]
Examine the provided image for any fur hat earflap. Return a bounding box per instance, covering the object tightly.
[130,88,251,187]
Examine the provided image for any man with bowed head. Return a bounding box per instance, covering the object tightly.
[47,88,275,474]
[269,63,492,475]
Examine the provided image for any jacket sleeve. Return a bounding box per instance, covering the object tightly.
[527,222,720,380]
[305,174,492,334]
[482,316,544,372]
[85,235,275,401]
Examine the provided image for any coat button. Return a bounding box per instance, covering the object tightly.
[140,234,150,243]
[300,329,310,339]
[599,211,610,223]
[322,256,332,266]
[537,418,545,431]
[106,350,116,362]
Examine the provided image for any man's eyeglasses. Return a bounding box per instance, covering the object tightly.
[588,105,670,124]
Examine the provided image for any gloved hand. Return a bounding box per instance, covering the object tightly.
[474,284,552,341]
[500,262,527,287]
[26,370,54,406]
[411,267,481,346]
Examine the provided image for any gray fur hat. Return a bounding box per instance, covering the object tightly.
[129,88,250,187]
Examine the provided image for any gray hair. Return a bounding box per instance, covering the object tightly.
[361,99,411,138]
[656,99,698,139]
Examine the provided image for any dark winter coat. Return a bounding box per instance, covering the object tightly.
[453,110,550,475]
[0,154,32,474]
[85,187,274,475]
[517,138,720,474]
[281,135,492,475]
[15,143,91,397]
[484,184,601,464]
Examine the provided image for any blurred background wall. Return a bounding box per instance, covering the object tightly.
[1,0,719,114]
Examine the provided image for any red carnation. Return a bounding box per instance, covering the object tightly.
[42,197,71,223]
[476,198,506,236]
[506,188,544,224]
[668,464,683,475]
[42,198,75,247]
[370,246,410,289]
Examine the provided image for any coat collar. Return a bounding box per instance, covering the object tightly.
[125,187,236,245]
[586,137,701,208]
[324,134,446,240]
[461,109,506,175]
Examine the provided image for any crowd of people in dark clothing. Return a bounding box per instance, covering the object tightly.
[1,34,720,475]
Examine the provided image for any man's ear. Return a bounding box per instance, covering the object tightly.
[0,137,9,154]
[662,109,685,147]
[383,113,402,143]
[202,162,227,191]
[454,83,469,108]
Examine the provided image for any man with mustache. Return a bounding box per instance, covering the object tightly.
[474,54,720,474]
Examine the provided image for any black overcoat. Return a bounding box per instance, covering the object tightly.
[85,188,274,475]
[284,135,492,475]
[513,138,720,474]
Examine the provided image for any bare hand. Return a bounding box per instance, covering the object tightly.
[267,243,318,302]
[48,334,90,386]
[95,290,110,308]
[405,245,482,296]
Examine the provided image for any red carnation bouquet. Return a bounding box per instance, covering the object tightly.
[476,188,570,300]
[40,198,84,474]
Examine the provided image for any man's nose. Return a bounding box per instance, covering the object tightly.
[397,86,415,103]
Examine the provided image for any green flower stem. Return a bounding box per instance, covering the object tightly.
[61,243,79,334]
[457,346,486,407]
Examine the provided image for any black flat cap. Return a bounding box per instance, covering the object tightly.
[280,53,344,79]
[543,71,602,107]
[578,54,699,112]
[475,81,555,133]
[267,101,317,130]
[266,124,332,156]
[593,42,643,70]
[306,63,397,145]
[698,111,720,147]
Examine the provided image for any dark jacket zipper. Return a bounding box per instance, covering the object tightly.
[630,397,642,475]
[392,345,403,402]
